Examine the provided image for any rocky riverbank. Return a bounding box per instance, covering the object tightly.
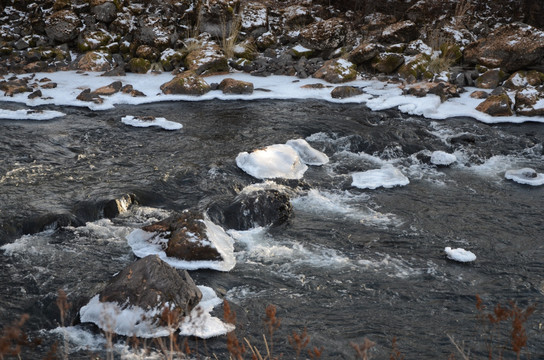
[1,0,544,118]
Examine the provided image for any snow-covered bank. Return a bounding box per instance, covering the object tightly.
[2,71,544,125]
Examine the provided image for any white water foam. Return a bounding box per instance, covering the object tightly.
[126,215,236,272]
[3,71,543,124]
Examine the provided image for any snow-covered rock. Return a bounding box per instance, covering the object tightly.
[236,144,308,179]
[430,151,457,166]
[351,165,409,190]
[505,168,544,186]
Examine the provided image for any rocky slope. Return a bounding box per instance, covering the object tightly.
[1,0,544,117]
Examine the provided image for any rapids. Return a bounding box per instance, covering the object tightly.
[1,99,543,358]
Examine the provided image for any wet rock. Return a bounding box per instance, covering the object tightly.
[380,20,418,44]
[464,23,544,72]
[514,87,544,116]
[90,0,118,24]
[371,52,404,74]
[218,78,254,95]
[299,17,345,51]
[475,69,508,89]
[475,94,514,116]
[348,42,382,66]
[184,35,228,75]
[331,85,363,99]
[73,51,114,72]
[103,194,135,219]
[96,255,202,324]
[160,71,211,96]
[313,58,357,84]
[45,10,82,43]
[142,211,222,261]
[220,189,293,230]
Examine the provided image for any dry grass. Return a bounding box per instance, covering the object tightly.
[220,5,243,59]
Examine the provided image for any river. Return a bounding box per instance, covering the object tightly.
[1,98,543,359]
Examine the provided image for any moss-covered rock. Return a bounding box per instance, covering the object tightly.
[348,42,382,65]
[159,48,184,72]
[331,85,363,99]
[255,31,276,52]
[290,44,314,59]
[234,39,258,61]
[184,35,228,75]
[313,58,357,83]
[397,53,432,81]
[135,45,159,62]
[160,71,211,96]
[475,69,508,89]
[77,30,115,52]
[74,51,113,72]
[372,52,405,74]
[128,57,151,74]
[503,70,544,90]
[218,78,254,94]
[514,87,544,116]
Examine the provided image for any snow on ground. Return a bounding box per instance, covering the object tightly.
[79,285,232,339]
[444,247,477,262]
[351,164,410,190]
[121,115,182,130]
[504,168,544,186]
[2,71,544,124]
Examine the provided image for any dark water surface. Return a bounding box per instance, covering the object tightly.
[1,99,543,359]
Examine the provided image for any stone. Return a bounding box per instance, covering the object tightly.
[103,194,134,218]
[0,78,32,96]
[91,0,118,24]
[256,31,276,51]
[299,17,345,51]
[475,94,514,116]
[331,85,363,99]
[241,2,268,33]
[218,78,254,94]
[514,87,544,116]
[160,71,211,96]
[380,20,418,44]
[301,83,329,89]
[45,10,82,43]
[313,58,357,84]
[73,51,113,72]
[397,53,432,81]
[371,52,405,74]
[97,255,202,324]
[475,69,508,89]
[404,82,461,102]
[77,30,114,52]
[142,211,221,261]
[217,189,293,230]
[92,81,123,96]
[134,16,177,51]
[184,36,228,75]
[28,89,42,99]
[503,70,544,90]
[128,57,151,74]
[464,23,544,72]
[348,42,382,65]
[283,5,313,26]
[470,90,489,99]
[76,88,103,104]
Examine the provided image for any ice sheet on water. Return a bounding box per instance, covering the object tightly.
[236,144,308,180]
[444,247,477,262]
[79,286,232,339]
[126,215,236,271]
[0,108,65,120]
[505,168,544,186]
[121,115,182,130]
[285,138,329,165]
[351,164,409,189]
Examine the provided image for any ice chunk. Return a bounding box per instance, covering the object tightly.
[286,138,329,165]
[351,164,409,189]
[505,168,544,186]
[121,115,182,130]
[444,247,476,262]
[430,151,457,166]
[236,144,308,179]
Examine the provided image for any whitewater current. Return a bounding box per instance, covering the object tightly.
[1,98,543,359]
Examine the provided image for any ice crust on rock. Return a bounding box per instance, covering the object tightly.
[121,115,182,130]
[444,247,477,262]
[505,168,544,186]
[236,144,308,179]
[80,286,233,339]
[351,164,409,189]
[285,139,329,165]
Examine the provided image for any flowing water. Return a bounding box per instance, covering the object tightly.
[1,99,544,359]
